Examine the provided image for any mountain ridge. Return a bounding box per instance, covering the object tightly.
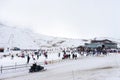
[0,23,120,50]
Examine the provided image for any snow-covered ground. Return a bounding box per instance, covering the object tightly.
[0,52,120,80]
[1,24,120,80]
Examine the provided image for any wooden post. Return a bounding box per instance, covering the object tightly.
[15,62,17,70]
[1,66,2,73]
[72,70,75,80]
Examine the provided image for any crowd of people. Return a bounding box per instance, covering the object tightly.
[1,47,119,65]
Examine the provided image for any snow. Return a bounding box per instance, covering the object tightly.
[0,24,88,52]
[0,25,39,49]
[1,24,120,80]
[0,53,120,80]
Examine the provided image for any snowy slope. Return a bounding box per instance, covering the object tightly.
[0,23,88,50]
[0,23,120,51]
[0,24,39,49]
[33,35,89,48]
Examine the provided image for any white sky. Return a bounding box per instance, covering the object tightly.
[0,0,120,39]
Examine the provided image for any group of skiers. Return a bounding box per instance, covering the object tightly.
[26,50,48,64]
[8,47,119,65]
[61,49,78,59]
[62,53,77,59]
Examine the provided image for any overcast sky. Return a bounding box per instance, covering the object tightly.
[0,0,120,39]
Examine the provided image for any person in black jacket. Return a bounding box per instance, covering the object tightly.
[27,55,30,64]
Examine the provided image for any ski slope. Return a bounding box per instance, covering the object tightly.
[0,24,88,53]
[0,24,39,49]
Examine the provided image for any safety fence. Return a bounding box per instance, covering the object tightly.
[0,62,38,74]
[0,59,64,74]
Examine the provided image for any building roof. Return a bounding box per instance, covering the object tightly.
[91,39,115,44]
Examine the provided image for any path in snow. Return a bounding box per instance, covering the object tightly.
[1,53,120,80]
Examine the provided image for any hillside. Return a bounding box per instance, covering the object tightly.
[0,23,120,51]
[0,24,87,50]
[0,24,39,49]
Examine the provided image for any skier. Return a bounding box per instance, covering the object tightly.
[58,53,60,57]
[37,54,39,59]
[72,54,74,59]
[27,55,30,64]
[11,55,14,59]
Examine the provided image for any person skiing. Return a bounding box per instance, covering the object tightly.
[58,53,60,57]
[27,55,30,64]
[11,54,14,59]
[37,54,39,59]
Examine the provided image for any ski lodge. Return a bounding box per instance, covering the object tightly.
[85,39,117,49]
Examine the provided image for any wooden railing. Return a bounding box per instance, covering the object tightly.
[0,59,63,74]
[0,62,44,73]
